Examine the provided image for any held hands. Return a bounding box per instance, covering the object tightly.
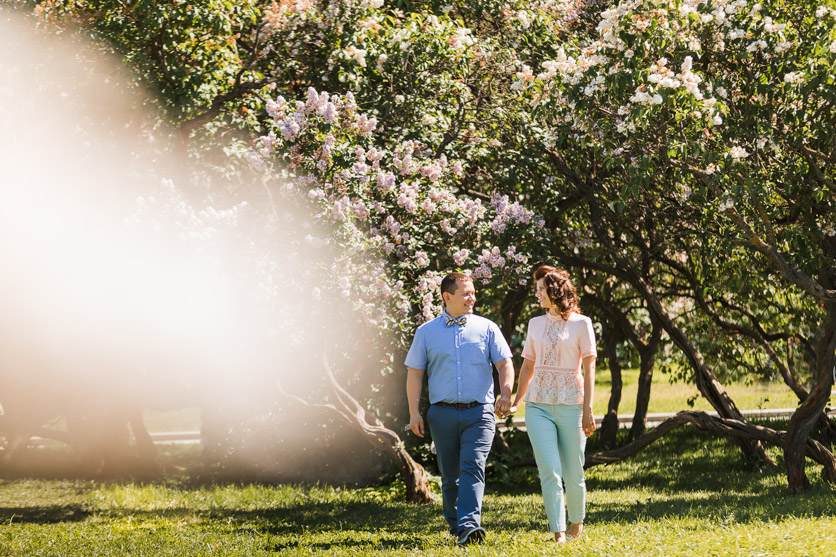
[582,407,596,437]
[409,414,425,438]
[495,394,513,419]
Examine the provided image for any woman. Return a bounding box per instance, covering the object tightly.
[509,266,597,543]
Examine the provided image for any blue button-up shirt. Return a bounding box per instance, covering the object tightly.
[405,311,512,405]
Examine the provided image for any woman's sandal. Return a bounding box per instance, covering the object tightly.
[566,524,584,541]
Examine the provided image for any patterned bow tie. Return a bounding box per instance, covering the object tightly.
[446,316,467,327]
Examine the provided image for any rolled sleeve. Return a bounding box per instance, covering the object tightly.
[487,322,513,364]
[404,327,428,369]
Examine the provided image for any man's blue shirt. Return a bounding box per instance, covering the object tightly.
[405,311,512,405]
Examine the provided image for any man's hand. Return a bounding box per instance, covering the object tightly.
[406,367,425,437]
[495,394,512,419]
[410,414,425,437]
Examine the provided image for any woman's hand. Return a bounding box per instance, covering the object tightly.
[582,407,596,437]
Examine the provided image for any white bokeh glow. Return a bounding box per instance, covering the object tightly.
[0,12,371,475]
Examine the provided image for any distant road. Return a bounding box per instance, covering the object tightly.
[506,407,836,432]
[20,407,836,447]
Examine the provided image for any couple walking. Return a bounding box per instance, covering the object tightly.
[405,267,597,545]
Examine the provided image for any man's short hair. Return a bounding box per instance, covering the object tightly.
[440,272,472,299]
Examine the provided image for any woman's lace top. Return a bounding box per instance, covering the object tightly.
[521,313,597,405]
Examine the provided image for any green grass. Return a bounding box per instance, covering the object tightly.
[139,373,829,434]
[512,368,834,419]
[592,367,821,415]
[2,429,835,556]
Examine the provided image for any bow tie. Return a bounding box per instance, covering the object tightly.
[446,316,467,327]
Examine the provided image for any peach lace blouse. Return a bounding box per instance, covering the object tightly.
[521,313,597,405]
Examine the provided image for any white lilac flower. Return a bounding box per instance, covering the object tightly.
[718,198,735,211]
[728,146,749,160]
[450,28,475,50]
[763,17,786,33]
[345,46,368,67]
[783,72,803,84]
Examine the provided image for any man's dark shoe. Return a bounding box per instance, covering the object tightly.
[456,526,486,546]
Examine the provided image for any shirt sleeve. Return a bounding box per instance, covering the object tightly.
[487,321,513,364]
[579,317,597,359]
[404,326,428,369]
[521,318,536,361]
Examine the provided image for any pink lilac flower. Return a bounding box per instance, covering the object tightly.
[397,301,410,318]
[352,200,369,220]
[421,199,437,214]
[415,251,430,267]
[377,172,396,193]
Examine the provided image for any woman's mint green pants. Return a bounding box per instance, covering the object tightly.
[525,402,586,532]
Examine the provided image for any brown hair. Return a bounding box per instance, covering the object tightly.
[538,267,579,319]
[532,265,555,281]
[440,272,472,301]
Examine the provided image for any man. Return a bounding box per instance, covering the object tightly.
[405,272,515,545]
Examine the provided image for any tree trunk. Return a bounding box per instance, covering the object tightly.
[127,406,161,475]
[628,323,662,443]
[492,283,531,456]
[599,322,623,448]
[785,305,836,493]
[277,357,434,503]
[626,270,775,466]
[587,411,836,485]
[568,188,775,466]
[785,338,836,443]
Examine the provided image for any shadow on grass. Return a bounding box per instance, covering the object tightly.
[0,505,89,523]
[586,487,836,524]
[268,534,430,552]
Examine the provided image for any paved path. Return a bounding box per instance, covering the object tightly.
[505,407,836,432]
[20,408,836,446]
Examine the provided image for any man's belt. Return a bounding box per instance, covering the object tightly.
[433,401,483,409]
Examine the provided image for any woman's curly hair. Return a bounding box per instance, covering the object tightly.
[534,265,580,319]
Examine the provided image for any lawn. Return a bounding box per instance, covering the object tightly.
[2,426,835,556]
[591,367,821,415]
[143,372,832,435]
[508,367,834,420]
